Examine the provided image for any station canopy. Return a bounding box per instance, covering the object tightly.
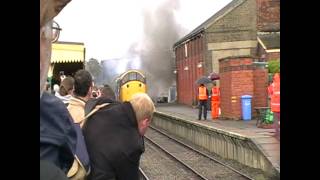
[51,41,85,63]
[257,32,280,51]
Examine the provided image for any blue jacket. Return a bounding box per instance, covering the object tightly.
[40,92,77,173]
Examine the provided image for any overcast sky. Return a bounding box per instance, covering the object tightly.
[55,0,232,61]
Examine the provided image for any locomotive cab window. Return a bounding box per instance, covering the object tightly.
[121,74,129,85]
[137,73,145,83]
[129,72,137,81]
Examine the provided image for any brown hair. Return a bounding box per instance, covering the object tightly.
[100,84,116,100]
[59,76,74,96]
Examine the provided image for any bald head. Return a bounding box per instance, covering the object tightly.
[40,0,71,27]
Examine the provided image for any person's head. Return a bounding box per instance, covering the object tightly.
[212,81,216,86]
[59,76,74,96]
[200,84,204,87]
[129,93,155,136]
[73,70,93,100]
[40,0,72,97]
[53,84,60,93]
[60,71,66,82]
[91,86,100,98]
[100,84,116,100]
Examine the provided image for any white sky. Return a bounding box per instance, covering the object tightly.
[55,0,232,61]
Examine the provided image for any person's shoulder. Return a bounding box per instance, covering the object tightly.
[85,97,117,114]
[40,92,75,135]
[42,92,65,106]
[86,100,125,124]
[41,93,71,115]
[84,98,99,114]
[121,102,137,121]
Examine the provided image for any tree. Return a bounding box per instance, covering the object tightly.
[268,60,280,83]
[268,60,280,74]
[85,58,102,82]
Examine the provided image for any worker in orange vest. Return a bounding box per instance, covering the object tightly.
[211,81,220,119]
[268,73,280,140]
[197,84,209,120]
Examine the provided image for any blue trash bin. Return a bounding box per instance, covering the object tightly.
[241,95,252,120]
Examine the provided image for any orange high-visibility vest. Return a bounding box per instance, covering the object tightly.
[198,86,208,100]
[270,74,280,112]
[211,87,220,101]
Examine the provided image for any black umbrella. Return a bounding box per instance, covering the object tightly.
[195,76,212,85]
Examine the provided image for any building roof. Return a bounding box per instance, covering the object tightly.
[173,0,246,49]
[257,32,280,50]
[51,42,85,63]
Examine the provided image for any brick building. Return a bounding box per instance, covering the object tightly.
[219,56,268,119]
[173,0,279,109]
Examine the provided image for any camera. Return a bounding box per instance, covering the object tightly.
[92,91,98,98]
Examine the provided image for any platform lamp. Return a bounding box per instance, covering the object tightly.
[197,62,203,68]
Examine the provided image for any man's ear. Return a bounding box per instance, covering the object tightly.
[138,118,150,136]
[141,118,150,128]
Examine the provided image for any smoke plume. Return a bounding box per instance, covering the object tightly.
[100,0,187,100]
[129,0,187,99]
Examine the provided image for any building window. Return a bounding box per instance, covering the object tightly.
[184,43,188,58]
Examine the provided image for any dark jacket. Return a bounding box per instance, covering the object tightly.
[40,92,77,173]
[40,160,68,180]
[83,97,145,180]
[73,123,91,172]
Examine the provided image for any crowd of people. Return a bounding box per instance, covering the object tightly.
[40,0,280,179]
[40,0,155,180]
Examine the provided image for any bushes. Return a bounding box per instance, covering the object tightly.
[267,60,280,82]
[268,60,280,74]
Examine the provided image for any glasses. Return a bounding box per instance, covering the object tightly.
[41,20,62,43]
[52,21,61,43]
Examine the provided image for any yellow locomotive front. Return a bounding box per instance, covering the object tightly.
[116,70,146,102]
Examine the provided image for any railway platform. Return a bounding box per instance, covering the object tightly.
[155,103,280,174]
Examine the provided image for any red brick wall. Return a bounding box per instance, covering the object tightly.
[219,57,254,120]
[257,43,280,61]
[257,0,280,32]
[219,61,231,117]
[219,57,269,120]
[253,68,268,116]
[175,36,204,106]
[266,52,280,61]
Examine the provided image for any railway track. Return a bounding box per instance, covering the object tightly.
[139,167,150,180]
[141,137,206,179]
[141,126,254,180]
